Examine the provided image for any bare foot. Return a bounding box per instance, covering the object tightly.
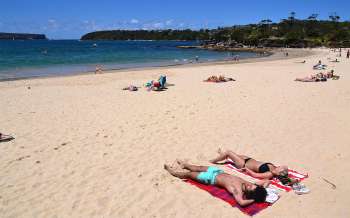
[164,164,176,176]
[164,164,184,178]
[176,159,186,169]
[164,164,171,172]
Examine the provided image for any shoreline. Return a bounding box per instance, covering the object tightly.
[0,48,316,83]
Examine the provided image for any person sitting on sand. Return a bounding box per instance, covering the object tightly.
[322,70,340,80]
[144,75,167,91]
[313,60,327,70]
[325,70,334,78]
[164,160,269,206]
[210,149,299,186]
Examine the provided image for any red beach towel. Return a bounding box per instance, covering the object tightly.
[225,160,308,192]
[185,179,273,216]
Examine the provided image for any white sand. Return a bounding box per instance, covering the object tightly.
[1,48,349,218]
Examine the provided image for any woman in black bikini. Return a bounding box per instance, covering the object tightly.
[210,149,298,185]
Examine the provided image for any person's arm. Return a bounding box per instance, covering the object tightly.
[244,168,273,179]
[229,186,255,207]
[236,198,255,207]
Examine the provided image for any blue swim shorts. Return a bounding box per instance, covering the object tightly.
[197,166,224,185]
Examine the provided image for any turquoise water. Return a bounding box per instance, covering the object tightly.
[0,40,258,80]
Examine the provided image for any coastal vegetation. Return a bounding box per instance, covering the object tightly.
[81,13,350,47]
[0,32,47,40]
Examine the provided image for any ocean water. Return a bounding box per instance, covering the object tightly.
[0,40,259,80]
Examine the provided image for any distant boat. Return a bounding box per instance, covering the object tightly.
[92,43,98,47]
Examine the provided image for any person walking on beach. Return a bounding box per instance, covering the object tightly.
[164,160,268,206]
[95,65,103,74]
[347,50,350,59]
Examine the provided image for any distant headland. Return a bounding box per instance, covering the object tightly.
[0,32,47,40]
[81,14,350,48]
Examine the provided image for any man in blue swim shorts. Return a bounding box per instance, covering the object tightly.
[196,166,224,185]
[164,160,269,207]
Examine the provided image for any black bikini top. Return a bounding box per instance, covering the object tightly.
[258,163,273,173]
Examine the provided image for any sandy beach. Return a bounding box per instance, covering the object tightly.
[1,48,349,218]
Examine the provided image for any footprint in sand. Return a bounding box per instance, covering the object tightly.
[17,155,31,161]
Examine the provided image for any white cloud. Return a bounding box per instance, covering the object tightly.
[47,19,59,29]
[153,22,164,29]
[165,20,173,25]
[130,19,139,24]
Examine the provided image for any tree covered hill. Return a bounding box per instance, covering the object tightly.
[81,14,350,48]
[0,32,47,40]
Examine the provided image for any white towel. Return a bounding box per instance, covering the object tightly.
[265,187,279,203]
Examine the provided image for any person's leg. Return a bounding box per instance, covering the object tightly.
[210,149,245,168]
[164,164,199,180]
[177,159,209,172]
[295,78,314,82]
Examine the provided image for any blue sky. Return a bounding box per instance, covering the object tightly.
[0,0,349,39]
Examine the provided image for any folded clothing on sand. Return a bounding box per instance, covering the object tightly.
[185,179,275,216]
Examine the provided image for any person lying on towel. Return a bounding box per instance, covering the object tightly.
[210,149,299,186]
[204,75,235,83]
[295,72,328,82]
[164,160,269,206]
